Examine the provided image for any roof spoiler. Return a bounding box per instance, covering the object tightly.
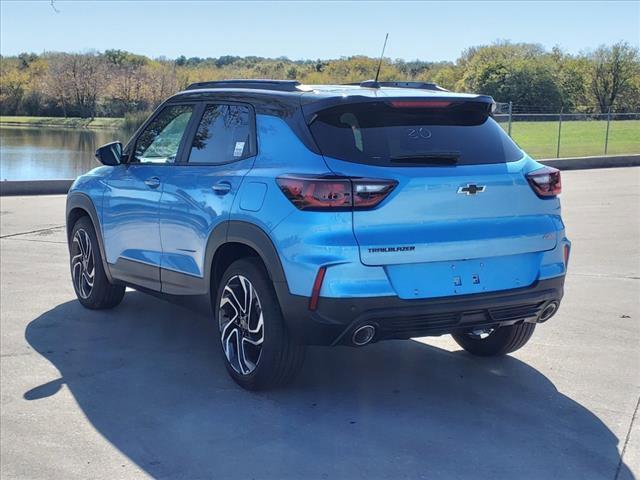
[302,94,496,121]
[344,81,449,91]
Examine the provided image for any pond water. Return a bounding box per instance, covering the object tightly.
[0,126,132,180]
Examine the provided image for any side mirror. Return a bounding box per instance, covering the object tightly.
[95,141,123,166]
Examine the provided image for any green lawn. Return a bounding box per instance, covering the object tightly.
[0,116,124,129]
[501,119,640,159]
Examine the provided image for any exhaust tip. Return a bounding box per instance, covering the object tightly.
[539,302,559,322]
[352,325,376,346]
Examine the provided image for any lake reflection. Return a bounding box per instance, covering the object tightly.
[0,126,132,180]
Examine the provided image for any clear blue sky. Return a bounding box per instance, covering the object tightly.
[1,1,638,61]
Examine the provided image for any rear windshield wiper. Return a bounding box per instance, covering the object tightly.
[390,153,460,165]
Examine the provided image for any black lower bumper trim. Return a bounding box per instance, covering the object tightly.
[275,277,565,346]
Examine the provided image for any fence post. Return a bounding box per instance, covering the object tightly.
[604,106,611,155]
[508,101,513,137]
[556,109,563,158]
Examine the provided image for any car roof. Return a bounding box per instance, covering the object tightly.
[174,82,485,100]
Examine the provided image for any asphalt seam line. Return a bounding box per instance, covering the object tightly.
[0,225,65,239]
[615,394,640,480]
[1,237,67,245]
[568,273,640,281]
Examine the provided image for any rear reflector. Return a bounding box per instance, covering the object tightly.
[526,166,562,197]
[309,266,327,311]
[276,175,397,211]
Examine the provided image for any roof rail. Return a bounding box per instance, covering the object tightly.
[185,79,302,92]
[348,80,448,91]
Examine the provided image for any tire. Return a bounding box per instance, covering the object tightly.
[215,257,305,390]
[69,216,125,310]
[451,322,536,357]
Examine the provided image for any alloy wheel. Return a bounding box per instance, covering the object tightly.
[219,275,264,375]
[71,229,95,299]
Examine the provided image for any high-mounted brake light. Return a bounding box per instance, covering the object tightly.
[389,100,452,108]
[276,176,397,211]
[526,166,562,198]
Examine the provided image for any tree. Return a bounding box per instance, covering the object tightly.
[45,53,105,117]
[548,48,590,111]
[286,66,298,79]
[144,60,179,107]
[458,42,562,108]
[104,50,148,114]
[432,65,462,91]
[0,59,28,114]
[589,42,640,112]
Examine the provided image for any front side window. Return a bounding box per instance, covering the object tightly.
[133,105,194,163]
[188,104,253,164]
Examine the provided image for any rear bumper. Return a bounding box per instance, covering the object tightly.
[276,276,564,346]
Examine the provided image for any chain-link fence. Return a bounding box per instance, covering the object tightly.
[494,103,640,159]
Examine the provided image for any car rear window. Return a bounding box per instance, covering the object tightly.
[308,101,523,166]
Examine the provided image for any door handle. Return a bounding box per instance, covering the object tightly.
[212,181,232,195]
[144,176,161,189]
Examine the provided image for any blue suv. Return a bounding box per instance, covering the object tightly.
[66,80,570,390]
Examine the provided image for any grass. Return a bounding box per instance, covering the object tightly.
[0,116,124,129]
[500,119,640,159]
[1,116,638,158]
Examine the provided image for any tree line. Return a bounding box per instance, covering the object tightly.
[1,41,638,119]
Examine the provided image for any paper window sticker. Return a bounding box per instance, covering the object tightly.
[233,141,245,157]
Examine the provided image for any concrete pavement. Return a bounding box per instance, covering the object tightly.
[1,168,639,479]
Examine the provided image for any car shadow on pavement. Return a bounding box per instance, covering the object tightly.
[25,291,633,480]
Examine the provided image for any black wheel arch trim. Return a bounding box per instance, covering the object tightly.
[204,220,289,295]
[225,221,287,284]
[66,192,115,283]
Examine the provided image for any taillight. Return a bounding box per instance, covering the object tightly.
[352,180,398,208]
[276,175,397,211]
[526,166,562,198]
[564,244,570,268]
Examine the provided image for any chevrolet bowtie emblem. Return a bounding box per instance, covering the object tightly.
[457,184,486,195]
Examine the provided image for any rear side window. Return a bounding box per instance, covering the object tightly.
[188,104,254,164]
[308,102,523,166]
